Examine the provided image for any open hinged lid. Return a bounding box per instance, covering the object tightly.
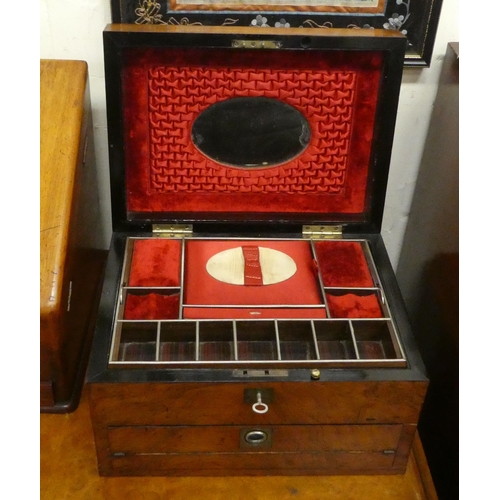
[104,25,406,234]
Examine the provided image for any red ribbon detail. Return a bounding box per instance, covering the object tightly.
[242,246,263,286]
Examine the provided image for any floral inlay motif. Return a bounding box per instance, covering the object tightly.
[135,0,237,26]
[346,0,411,36]
[275,18,291,28]
[383,0,410,35]
[135,0,166,24]
[250,15,270,27]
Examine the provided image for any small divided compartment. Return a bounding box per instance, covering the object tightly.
[113,322,157,362]
[108,236,405,368]
[120,238,182,321]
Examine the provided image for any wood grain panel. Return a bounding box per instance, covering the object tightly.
[90,381,427,426]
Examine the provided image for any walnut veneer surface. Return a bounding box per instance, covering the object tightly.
[40,384,437,500]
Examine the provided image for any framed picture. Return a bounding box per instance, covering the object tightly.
[110,0,443,66]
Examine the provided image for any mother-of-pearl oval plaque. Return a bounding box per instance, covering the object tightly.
[206,247,297,286]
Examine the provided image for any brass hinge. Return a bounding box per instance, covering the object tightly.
[152,224,193,238]
[302,225,343,239]
[232,40,282,50]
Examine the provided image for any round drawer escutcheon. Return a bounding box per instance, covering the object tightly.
[244,430,268,445]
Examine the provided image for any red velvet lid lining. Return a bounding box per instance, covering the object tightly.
[121,47,383,219]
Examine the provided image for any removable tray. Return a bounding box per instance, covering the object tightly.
[109,236,406,369]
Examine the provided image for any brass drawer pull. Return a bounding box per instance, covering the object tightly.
[244,430,268,444]
[252,391,269,414]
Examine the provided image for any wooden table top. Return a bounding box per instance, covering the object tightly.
[40,384,437,500]
[40,59,88,316]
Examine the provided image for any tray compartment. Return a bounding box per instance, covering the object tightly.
[236,321,279,361]
[108,237,407,368]
[160,322,197,362]
[198,321,236,361]
[114,322,158,362]
[278,321,317,361]
[313,321,356,360]
[352,320,400,360]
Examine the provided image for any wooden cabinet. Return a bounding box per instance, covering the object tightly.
[87,26,428,476]
[40,60,106,413]
[90,380,426,476]
[40,385,439,499]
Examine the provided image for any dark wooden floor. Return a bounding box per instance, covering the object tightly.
[40,385,437,500]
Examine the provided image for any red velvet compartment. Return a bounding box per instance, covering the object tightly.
[122,48,383,218]
[128,239,181,287]
[326,293,383,319]
[124,293,180,320]
[314,241,374,287]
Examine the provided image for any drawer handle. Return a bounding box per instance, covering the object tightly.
[252,391,269,414]
[244,430,268,444]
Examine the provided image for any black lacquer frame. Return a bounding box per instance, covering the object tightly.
[103,25,406,234]
[110,0,443,66]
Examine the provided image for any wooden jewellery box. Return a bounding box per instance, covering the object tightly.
[88,25,428,477]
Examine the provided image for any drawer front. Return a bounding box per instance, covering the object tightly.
[105,424,404,476]
[108,424,402,455]
[90,381,427,426]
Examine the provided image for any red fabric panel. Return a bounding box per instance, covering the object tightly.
[326,293,382,319]
[314,241,374,287]
[124,293,180,320]
[184,239,322,306]
[183,307,327,320]
[121,48,382,217]
[128,239,182,287]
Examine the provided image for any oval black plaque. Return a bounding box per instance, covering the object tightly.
[191,97,311,168]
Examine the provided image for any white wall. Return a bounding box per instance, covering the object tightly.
[41,0,113,243]
[40,0,459,267]
[382,0,459,267]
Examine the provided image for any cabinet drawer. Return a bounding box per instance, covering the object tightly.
[90,381,426,426]
[108,424,402,455]
[106,424,405,476]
